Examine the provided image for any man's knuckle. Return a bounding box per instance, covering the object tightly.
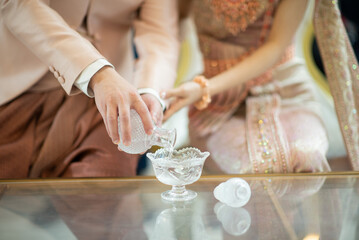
[119,114,129,123]
[129,91,139,99]
[107,115,117,122]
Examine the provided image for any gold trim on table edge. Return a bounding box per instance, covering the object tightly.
[0,171,359,183]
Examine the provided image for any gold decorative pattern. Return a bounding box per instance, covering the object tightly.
[189,0,286,137]
[246,95,289,173]
[210,0,268,35]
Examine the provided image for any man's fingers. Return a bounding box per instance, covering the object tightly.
[118,106,131,146]
[106,105,120,144]
[134,100,154,135]
[97,104,110,137]
[141,94,163,126]
[150,101,164,126]
[156,111,163,127]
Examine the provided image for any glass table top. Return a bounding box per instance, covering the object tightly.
[0,173,358,240]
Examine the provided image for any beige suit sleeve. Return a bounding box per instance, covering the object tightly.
[133,0,180,92]
[0,0,104,95]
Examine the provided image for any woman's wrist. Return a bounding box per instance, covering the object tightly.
[192,75,211,110]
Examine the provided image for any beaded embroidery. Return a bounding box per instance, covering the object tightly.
[210,0,268,35]
[246,95,289,173]
[189,0,293,173]
[314,0,359,170]
[190,0,281,116]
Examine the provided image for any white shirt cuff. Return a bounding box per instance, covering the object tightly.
[74,58,114,97]
[137,88,167,112]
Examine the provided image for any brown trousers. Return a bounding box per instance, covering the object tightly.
[0,89,138,178]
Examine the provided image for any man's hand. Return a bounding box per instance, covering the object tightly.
[90,66,154,146]
[140,93,164,127]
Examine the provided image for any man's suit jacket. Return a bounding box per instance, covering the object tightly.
[0,0,179,106]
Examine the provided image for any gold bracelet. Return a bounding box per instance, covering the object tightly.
[193,75,211,110]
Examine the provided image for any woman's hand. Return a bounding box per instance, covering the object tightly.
[162,81,202,121]
[90,66,154,146]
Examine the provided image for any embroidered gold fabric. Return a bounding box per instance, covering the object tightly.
[190,0,281,131]
[210,0,268,35]
[188,0,331,174]
[314,0,359,170]
[246,94,290,173]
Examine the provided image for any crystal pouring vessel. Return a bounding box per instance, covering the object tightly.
[147,147,209,201]
[118,109,177,154]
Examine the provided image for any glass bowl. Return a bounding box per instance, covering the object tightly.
[147,147,209,201]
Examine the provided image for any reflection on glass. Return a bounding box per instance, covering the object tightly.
[303,234,320,240]
[214,202,251,236]
[151,201,206,240]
